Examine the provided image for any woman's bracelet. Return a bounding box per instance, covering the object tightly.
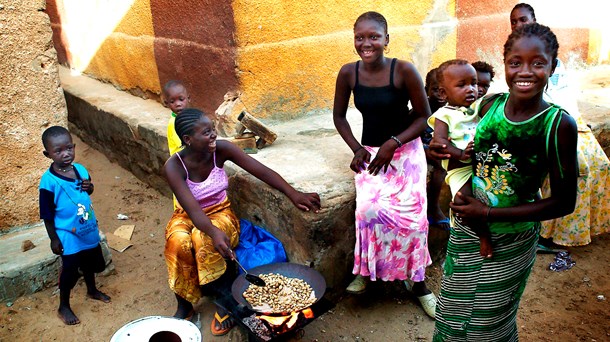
[390,136,403,147]
[486,206,493,222]
[353,146,364,154]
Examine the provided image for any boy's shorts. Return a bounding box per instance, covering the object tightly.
[59,244,105,290]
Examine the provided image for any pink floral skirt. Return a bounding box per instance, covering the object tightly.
[353,139,431,282]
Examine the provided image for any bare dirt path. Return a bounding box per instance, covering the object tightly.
[0,135,608,342]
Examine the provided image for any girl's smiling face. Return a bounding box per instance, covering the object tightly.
[353,19,388,63]
[184,115,217,153]
[505,36,554,100]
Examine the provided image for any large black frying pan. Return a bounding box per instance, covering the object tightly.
[231,262,326,314]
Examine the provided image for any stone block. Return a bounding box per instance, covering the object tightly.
[0,223,61,303]
[230,135,257,152]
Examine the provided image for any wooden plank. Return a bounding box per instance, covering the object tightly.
[230,136,257,150]
[237,111,277,145]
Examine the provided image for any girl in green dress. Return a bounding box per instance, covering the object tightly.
[431,23,578,341]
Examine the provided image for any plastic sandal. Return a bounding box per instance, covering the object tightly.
[210,311,235,336]
[346,275,367,294]
[417,293,437,319]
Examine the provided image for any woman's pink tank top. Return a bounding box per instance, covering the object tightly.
[175,152,228,209]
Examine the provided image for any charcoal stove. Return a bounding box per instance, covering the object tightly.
[215,294,334,341]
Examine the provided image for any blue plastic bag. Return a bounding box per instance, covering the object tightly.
[234,219,287,273]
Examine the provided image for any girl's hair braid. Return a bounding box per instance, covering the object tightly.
[512,3,536,21]
[504,23,559,65]
[174,108,205,145]
[436,59,470,84]
[354,11,388,33]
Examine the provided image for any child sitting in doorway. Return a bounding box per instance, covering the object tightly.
[428,59,493,258]
[39,126,111,325]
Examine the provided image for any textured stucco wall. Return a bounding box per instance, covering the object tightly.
[46,0,601,120]
[456,0,593,72]
[455,0,513,69]
[0,1,67,231]
[150,0,238,116]
[232,0,457,119]
[46,0,160,99]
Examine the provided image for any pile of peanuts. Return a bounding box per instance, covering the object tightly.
[243,273,317,313]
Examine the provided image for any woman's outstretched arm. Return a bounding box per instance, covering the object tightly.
[220,141,321,213]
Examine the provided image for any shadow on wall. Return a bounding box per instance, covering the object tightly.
[46,0,239,115]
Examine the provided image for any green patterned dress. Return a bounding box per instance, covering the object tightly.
[434,93,567,341]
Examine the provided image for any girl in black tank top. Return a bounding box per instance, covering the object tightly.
[354,58,411,146]
[333,16,431,175]
[332,11,436,319]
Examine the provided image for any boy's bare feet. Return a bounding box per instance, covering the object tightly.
[480,236,493,259]
[86,289,111,303]
[57,306,80,325]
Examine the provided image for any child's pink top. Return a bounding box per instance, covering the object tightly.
[175,152,228,209]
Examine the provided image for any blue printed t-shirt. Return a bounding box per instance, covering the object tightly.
[39,163,100,255]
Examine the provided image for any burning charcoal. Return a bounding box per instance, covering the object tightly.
[243,314,271,341]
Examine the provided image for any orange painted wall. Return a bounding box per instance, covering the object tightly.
[46,0,603,120]
[232,1,455,119]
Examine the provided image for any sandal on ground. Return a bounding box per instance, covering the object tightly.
[210,311,235,336]
[417,293,437,319]
[346,275,367,294]
[404,281,436,319]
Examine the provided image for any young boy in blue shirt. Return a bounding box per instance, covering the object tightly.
[39,126,111,325]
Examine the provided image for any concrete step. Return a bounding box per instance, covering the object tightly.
[0,223,115,303]
[0,223,60,303]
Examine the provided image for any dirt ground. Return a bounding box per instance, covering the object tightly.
[1,133,609,341]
